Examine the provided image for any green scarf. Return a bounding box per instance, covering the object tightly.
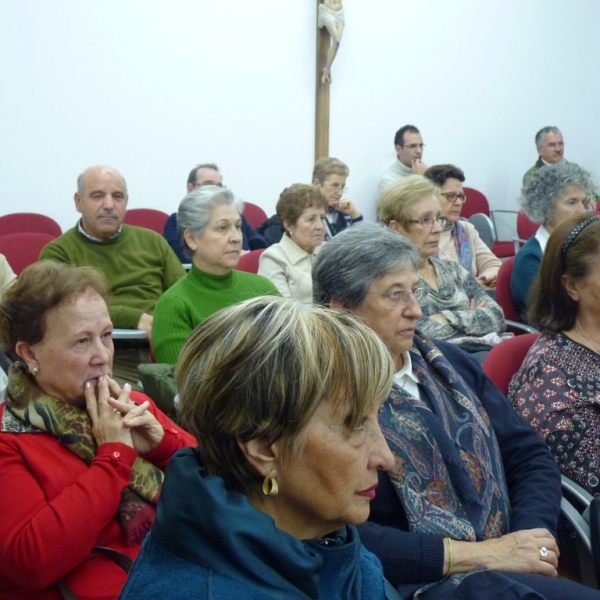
[4,362,163,546]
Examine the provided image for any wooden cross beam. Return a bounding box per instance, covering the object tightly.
[315,0,330,161]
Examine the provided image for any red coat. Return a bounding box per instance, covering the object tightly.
[0,392,196,599]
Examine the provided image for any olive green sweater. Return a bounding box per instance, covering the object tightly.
[152,265,280,365]
[39,224,185,329]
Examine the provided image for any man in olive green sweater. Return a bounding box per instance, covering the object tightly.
[39,165,185,386]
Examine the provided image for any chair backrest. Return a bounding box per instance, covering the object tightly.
[236,248,266,274]
[482,333,539,395]
[243,202,268,229]
[495,256,522,322]
[461,187,491,219]
[0,212,62,238]
[123,209,169,234]
[516,210,537,240]
[467,213,495,249]
[0,232,56,275]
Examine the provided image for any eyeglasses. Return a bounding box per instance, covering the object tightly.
[325,182,348,193]
[440,192,467,204]
[402,143,426,150]
[408,215,447,229]
[366,287,423,306]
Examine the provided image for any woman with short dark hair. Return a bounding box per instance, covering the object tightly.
[424,164,500,287]
[258,184,329,304]
[0,261,194,599]
[509,214,600,495]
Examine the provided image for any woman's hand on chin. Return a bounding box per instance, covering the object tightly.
[85,376,134,448]
[105,377,165,455]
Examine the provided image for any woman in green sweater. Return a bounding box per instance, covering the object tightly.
[152,186,280,364]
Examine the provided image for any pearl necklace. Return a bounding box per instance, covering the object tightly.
[574,323,600,355]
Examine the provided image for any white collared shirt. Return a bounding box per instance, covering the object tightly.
[393,351,421,400]
[534,225,551,254]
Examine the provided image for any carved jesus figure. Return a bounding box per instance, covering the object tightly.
[318,0,344,84]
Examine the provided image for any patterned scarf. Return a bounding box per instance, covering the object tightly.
[452,221,473,272]
[380,334,510,542]
[4,362,163,546]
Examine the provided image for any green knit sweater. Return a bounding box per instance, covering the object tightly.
[39,224,186,329]
[152,265,281,365]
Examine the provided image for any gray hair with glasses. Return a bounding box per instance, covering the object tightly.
[177,185,244,259]
[313,222,422,309]
[520,162,595,225]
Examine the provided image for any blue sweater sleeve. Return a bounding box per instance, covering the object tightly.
[510,238,542,321]
[241,215,269,251]
[162,213,187,263]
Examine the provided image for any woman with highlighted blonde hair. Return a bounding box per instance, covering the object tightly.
[121,296,403,600]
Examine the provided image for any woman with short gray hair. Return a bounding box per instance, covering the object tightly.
[311,222,595,600]
[511,162,595,320]
[152,186,279,364]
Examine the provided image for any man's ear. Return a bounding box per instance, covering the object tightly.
[237,438,278,478]
[329,298,347,310]
[74,192,83,214]
[186,183,194,193]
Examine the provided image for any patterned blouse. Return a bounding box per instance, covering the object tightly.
[508,332,600,495]
[417,257,505,340]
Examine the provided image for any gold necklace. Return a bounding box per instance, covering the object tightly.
[574,322,600,355]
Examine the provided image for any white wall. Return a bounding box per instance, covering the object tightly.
[2,1,600,236]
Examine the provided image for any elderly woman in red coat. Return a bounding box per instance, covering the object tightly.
[0,261,195,600]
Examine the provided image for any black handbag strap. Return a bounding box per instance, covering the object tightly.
[57,546,133,600]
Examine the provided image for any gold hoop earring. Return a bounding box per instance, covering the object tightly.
[32,366,39,377]
[262,469,278,496]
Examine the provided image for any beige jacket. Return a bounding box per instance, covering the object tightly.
[438,221,500,280]
[258,235,322,305]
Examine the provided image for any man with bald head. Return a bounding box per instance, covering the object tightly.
[40,165,185,386]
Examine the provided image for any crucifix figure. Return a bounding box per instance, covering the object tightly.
[317,0,344,84]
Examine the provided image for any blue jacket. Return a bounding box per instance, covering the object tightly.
[120,448,395,600]
[510,236,542,321]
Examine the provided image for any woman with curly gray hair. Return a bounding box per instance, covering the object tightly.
[511,161,595,320]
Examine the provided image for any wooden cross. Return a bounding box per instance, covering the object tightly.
[315,0,330,161]
[315,0,344,161]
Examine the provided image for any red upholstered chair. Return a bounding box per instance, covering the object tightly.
[462,188,515,258]
[482,333,539,395]
[0,232,56,275]
[495,256,538,334]
[236,248,266,274]
[123,209,169,234]
[513,210,538,253]
[243,202,268,229]
[0,212,62,238]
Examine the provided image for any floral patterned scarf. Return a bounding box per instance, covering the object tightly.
[380,333,510,542]
[452,221,473,272]
[3,362,163,546]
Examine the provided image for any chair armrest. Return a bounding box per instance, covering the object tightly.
[561,497,592,553]
[511,237,527,253]
[490,209,519,241]
[112,329,148,340]
[504,319,538,334]
[562,474,593,508]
